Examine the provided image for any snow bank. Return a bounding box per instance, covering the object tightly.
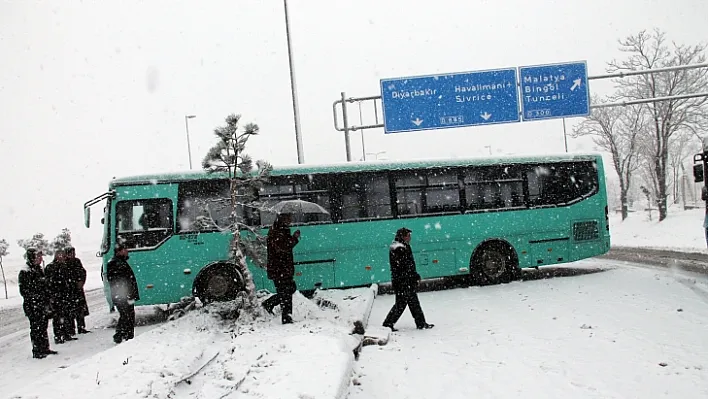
[8,289,374,399]
[610,207,707,253]
[314,284,379,334]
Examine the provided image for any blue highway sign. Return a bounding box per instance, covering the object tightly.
[519,61,590,121]
[380,68,520,133]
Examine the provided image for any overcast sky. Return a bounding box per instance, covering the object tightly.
[1,0,706,254]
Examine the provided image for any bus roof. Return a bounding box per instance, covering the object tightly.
[109,152,602,188]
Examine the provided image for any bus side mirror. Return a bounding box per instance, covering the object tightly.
[694,164,704,183]
[84,207,90,228]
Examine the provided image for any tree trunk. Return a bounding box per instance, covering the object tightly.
[228,177,261,315]
[656,151,669,221]
[618,178,628,220]
[620,191,629,220]
[0,258,7,299]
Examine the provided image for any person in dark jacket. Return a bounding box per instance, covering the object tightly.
[18,248,58,359]
[65,247,90,334]
[262,213,300,324]
[106,242,140,343]
[44,249,78,344]
[382,228,434,331]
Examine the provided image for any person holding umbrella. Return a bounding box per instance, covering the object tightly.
[262,212,300,324]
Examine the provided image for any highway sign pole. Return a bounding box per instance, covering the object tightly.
[341,92,352,161]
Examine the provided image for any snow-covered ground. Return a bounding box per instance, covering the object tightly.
[5,288,374,399]
[609,206,707,253]
[350,260,708,398]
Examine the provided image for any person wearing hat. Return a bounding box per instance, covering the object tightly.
[106,242,140,343]
[382,227,434,331]
[18,248,58,358]
[44,249,78,344]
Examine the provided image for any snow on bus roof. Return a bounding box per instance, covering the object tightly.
[108,151,602,187]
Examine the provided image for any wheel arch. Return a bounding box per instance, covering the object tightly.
[470,238,520,267]
[192,261,245,298]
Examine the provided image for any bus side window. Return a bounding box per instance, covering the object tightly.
[259,175,332,225]
[425,169,460,213]
[394,174,424,216]
[362,174,392,218]
[529,162,598,207]
[116,198,173,249]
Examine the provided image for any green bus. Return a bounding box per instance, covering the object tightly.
[84,153,611,308]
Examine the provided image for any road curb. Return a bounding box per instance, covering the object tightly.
[337,283,378,399]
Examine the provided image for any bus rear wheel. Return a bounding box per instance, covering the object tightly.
[196,266,244,305]
[470,241,519,285]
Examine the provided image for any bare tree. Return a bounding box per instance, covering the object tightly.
[607,28,708,221]
[667,131,699,204]
[572,96,644,220]
[0,239,9,299]
[202,113,272,315]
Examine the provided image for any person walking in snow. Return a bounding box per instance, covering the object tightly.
[18,248,58,359]
[44,249,78,344]
[106,242,140,343]
[262,213,300,324]
[382,227,434,331]
[65,247,90,334]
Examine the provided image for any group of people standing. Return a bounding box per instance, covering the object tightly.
[18,242,139,358]
[262,213,434,331]
[18,247,90,359]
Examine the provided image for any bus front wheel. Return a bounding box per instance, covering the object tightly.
[470,241,519,285]
[195,265,244,304]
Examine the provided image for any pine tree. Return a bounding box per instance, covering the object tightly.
[0,238,9,299]
[51,228,73,252]
[17,233,53,256]
[202,113,272,316]
[0,239,8,258]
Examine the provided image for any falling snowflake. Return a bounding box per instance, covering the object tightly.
[434,222,442,230]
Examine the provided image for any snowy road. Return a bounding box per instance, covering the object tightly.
[0,290,167,395]
[0,288,106,339]
[349,259,708,398]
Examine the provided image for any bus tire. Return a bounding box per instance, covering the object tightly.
[194,264,244,305]
[470,240,519,286]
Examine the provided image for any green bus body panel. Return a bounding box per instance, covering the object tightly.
[99,154,611,307]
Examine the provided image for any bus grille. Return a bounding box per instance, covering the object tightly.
[573,221,599,241]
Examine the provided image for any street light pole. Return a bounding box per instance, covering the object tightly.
[185,115,196,169]
[283,0,304,164]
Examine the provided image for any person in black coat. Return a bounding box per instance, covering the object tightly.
[262,213,300,324]
[18,248,58,359]
[106,242,140,343]
[44,249,78,344]
[65,247,90,334]
[382,228,434,331]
